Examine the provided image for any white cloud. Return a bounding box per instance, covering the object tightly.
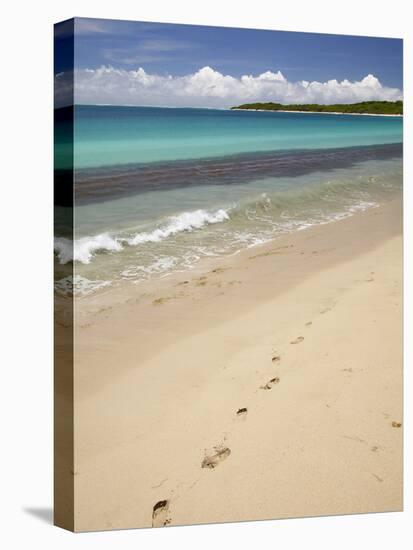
[61,65,402,108]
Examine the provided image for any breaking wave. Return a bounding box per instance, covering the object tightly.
[55,233,123,265]
[54,207,231,264]
[126,208,229,245]
[54,158,402,272]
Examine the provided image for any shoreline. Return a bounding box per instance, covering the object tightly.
[231,108,403,117]
[75,194,401,317]
[73,196,403,530]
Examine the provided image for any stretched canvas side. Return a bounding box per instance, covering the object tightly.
[54,18,75,532]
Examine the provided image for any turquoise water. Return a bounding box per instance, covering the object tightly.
[72,106,403,169]
[54,106,403,296]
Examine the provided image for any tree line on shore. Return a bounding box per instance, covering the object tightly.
[231,100,403,115]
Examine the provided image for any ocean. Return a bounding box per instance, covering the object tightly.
[54,105,403,296]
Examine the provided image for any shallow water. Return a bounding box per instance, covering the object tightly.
[54,106,403,296]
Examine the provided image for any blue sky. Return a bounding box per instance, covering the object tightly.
[70,17,402,88]
[54,17,403,107]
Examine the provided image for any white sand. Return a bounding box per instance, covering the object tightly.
[71,198,403,531]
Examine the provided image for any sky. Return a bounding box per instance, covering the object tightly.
[55,17,403,108]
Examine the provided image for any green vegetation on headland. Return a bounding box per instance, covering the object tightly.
[231,100,403,115]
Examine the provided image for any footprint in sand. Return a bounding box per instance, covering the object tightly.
[196,276,208,287]
[372,473,384,483]
[290,336,304,345]
[152,297,170,306]
[202,446,231,469]
[152,500,171,527]
[272,355,281,363]
[236,407,248,419]
[260,377,280,390]
[391,421,402,428]
[305,321,312,327]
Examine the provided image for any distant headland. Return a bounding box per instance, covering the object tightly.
[231,100,403,116]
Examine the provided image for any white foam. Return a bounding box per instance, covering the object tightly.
[126,208,230,246]
[121,256,178,279]
[54,208,231,265]
[55,234,123,264]
[54,275,112,296]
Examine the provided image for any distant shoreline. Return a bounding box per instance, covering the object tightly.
[231,100,403,117]
[231,108,403,118]
[58,104,403,117]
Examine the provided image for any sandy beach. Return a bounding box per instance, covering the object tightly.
[71,196,403,531]
[232,109,402,117]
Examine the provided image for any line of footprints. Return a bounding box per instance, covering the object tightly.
[152,329,402,527]
[151,331,305,526]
